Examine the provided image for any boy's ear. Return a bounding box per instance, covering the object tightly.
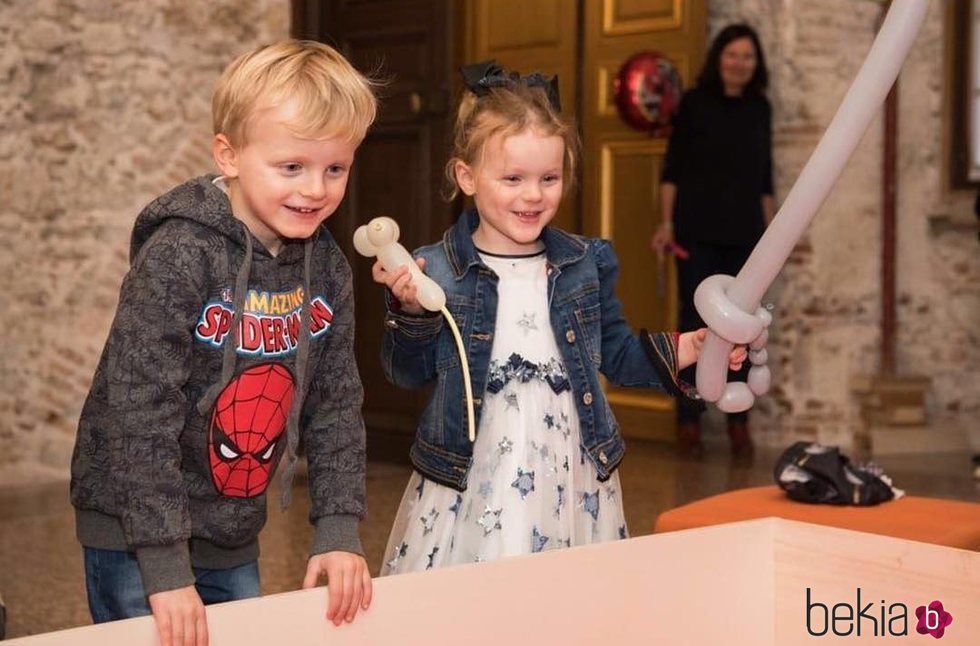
[212,134,240,178]
[454,160,477,196]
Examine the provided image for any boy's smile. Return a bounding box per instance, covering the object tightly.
[213,98,358,255]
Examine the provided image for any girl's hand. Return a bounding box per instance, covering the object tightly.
[303,551,373,626]
[371,257,427,315]
[677,328,748,371]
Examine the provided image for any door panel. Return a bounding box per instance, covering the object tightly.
[602,0,685,34]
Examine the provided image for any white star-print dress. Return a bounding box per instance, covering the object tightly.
[381,250,628,575]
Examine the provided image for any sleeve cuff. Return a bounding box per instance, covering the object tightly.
[640,330,703,408]
[136,542,194,596]
[311,514,364,557]
[384,290,444,339]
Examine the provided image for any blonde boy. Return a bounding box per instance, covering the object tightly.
[70,40,376,645]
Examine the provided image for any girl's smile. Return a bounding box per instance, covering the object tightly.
[455,127,565,255]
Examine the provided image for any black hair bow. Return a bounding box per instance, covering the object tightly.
[459,59,561,112]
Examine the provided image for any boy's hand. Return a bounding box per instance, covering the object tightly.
[372,257,427,316]
[148,586,208,646]
[677,328,748,371]
[303,551,372,626]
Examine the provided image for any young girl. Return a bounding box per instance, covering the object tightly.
[373,61,745,574]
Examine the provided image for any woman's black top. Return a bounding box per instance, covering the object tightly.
[662,86,773,246]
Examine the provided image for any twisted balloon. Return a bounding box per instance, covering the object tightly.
[695,0,930,412]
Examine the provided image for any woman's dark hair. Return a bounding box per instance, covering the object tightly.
[696,23,768,96]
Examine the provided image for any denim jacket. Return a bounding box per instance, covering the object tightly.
[381,209,685,490]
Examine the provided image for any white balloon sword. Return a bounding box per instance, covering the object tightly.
[695,0,930,412]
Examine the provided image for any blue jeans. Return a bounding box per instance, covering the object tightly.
[83,547,260,623]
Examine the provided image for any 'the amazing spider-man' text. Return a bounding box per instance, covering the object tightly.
[194,286,333,356]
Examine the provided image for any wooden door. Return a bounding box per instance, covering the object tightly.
[582,0,706,441]
[296,0,460,459]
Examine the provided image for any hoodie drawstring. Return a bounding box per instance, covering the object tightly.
[195,229,254,417]
[279,238,314,508]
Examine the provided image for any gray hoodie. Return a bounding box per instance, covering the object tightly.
[70,175,366,595]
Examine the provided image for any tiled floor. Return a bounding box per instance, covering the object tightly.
[0,436,976,639]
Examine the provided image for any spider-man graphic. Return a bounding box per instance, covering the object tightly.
[208,363,295,497]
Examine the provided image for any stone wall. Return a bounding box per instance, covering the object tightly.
[708,0,979,448]
[0,0,289,484]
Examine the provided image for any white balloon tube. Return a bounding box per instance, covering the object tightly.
[440,306,476,442]
[695,0,929,407]
[374,244,447,312]
[362,217,447,311]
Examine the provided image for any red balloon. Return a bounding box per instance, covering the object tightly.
[614,51,683,135]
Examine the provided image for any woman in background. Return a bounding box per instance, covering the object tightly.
[653,24,774,458]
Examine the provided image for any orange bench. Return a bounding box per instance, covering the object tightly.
[653,485,980,551]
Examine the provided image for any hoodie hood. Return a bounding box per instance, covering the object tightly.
[130,175,252,263]
[131,175,313,265]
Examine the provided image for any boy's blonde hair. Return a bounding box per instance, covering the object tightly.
[445,81,579,200]
[213,39,377,146]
